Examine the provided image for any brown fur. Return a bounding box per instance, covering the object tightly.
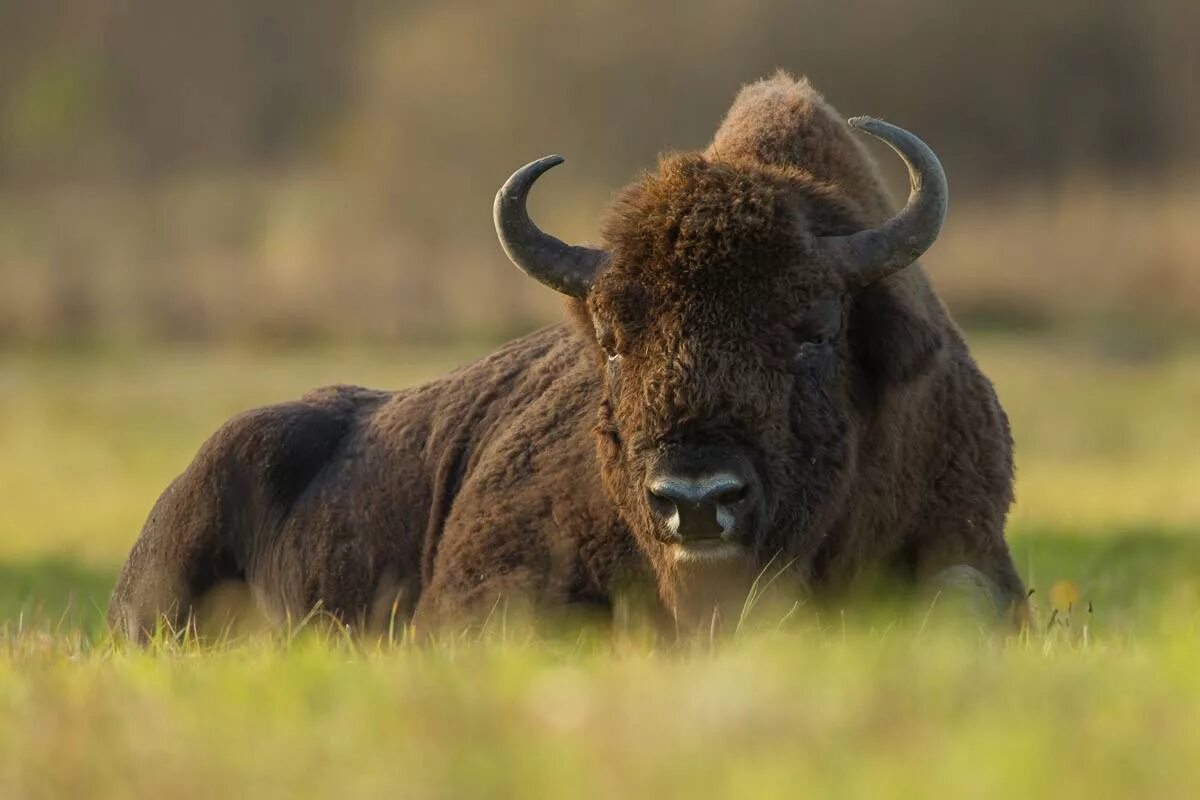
[109,73,1025,640]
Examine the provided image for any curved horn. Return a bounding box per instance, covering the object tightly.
[493,155,609,298]
[817,117,948,288]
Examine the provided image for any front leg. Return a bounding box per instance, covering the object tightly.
[410,497,579,639]
[908,462,1029,628]
[925,564,1028,628]
[907,510,1029,628]
[413,564,550,639]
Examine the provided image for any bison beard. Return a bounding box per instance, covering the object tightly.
[109,73,1027,641]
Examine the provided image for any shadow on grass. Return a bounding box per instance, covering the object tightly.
[0,527,1196,640]
[0,558,117,637]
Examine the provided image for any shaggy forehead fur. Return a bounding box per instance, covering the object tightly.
[593,72,894,325]
[599,156,840,297]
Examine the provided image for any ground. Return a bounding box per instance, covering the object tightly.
[1,333,1198,798]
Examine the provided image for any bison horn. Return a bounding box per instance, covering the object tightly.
[817,117,948,288]
[493,155,610,298]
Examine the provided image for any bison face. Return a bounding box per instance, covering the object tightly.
[584,155,860,573]
[493,117,947,615]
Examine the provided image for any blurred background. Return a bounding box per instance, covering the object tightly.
[1,0,1198,345]
[0,0,1198,633]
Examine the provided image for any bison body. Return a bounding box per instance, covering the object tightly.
[110,74,1026,639]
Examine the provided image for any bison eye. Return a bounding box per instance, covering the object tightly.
[792,330,830,355]
[793,300,843,346]
[794,340,825,363]
[595,326,620,361]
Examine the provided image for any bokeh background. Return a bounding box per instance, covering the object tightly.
[2,0,1198,345]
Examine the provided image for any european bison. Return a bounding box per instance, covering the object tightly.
[109,74,1026,640]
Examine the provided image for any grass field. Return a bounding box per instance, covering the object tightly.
[2,333,1198,798]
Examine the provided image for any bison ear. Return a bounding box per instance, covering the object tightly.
[849,278,945,389]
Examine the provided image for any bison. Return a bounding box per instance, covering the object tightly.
[109,73,1027,640]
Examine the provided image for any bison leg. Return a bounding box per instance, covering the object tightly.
[109,400,352,641]
[927,564,1003,617]
[108,470,244,642]
[922,564,1029,629]
[411,566,542,640]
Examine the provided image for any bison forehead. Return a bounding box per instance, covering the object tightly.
[601,155,809,281]
[595,155,848,313]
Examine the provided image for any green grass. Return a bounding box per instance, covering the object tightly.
[5,629,1200,799]
[1,334,1198,798]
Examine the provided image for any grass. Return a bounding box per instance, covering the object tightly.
[1,333,1198,797]
[6,629,1200,799]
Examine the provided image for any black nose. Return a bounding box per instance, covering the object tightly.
[646,472,750,543]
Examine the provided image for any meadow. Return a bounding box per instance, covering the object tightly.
[1,332,1198,798]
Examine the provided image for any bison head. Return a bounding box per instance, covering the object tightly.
[493,95,948,624]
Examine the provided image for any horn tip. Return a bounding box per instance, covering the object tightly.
[522,154,566,181]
